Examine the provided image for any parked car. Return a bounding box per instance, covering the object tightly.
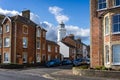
[62,59,72,65]
[73,58,83,66]
[86,58,90,65]
[73,58,90,66]
[46,59,61,67]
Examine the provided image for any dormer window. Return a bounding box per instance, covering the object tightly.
[37,29,41,37]
[23,25,28,34]
[6,25,9,32]
[98,0,106,10]
[114,0,120,6]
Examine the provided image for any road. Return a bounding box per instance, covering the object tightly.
[0,65,119,80]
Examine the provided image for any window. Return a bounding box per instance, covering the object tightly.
[5,25,9,32]
[4,53,9,63]
[23,25,28,34]
[112,45,120,65]
[42,54,46,61]
[4,37,10,47]
[0,38,2,48]
[37,29,41,37]
[36,53,40,62]
[98,0,106,10]
[105,16,109,34]
[48,55,51,61]
[36,41,40,49]
[105,45,109,63]
[48,45,51,52]
[112,14,120,33]
[114,0,120,6]
[0,27,2,34]
[55,47,57,53]
[23,37,28,48]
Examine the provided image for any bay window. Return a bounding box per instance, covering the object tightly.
[112,14,120,33]
[114,0,120,6]
[112,45,120,65]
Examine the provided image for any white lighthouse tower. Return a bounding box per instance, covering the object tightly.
[57,22,66,42]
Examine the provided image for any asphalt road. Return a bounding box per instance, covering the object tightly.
[0,65,119,80]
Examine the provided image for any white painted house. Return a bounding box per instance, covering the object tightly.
[57,42,76,60]
[82,44,88,59]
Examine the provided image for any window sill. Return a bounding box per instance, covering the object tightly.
[112,63,120,65]
[97,8,107,12]
[3,61,10,63]
[4,46,10,48]
[112,5,120,8]
[112,32,120,35]
[37,48,40,49]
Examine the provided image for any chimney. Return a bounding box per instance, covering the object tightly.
[22,10,30,19]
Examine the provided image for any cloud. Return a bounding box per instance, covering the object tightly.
[0,7,40,24]
[49,6,69,23]
[0,8,19,16]
[41,21,57,41]
[41,21,90,44]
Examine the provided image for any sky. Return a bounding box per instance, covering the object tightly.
[0,0,90,45]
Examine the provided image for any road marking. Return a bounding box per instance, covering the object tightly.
[42,74,55,80]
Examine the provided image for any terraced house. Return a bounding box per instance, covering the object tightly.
[0,10,59,64]
[91,0,120,69]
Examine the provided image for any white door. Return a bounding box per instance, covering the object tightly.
[23,52,27,63]
[48,55,51,61]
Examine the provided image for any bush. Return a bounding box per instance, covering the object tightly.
[0,63,24,69]
[76,65,89,69]
[95,66,108,70]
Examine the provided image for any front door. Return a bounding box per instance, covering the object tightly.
[23,52,27,63]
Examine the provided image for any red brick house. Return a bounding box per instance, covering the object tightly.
[46,40,60,61]
[0,10,48,64]
[90,0,120,69]
[60,34,89,60]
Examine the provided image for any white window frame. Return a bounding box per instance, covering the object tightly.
[48,45,51,52]
[105,16,109,35]
[112,45,120,65]
[98,0,107,10]
[36,41,40,49]
[48,55,51,61]
[36,53,40,62]
[6,25,9,32]
[105,45,110,64]
[3,53,10,63]
[114,0,120,7]
[4,37,10,47]
[0,27,2,34]
[23,37,28,48]
[37,29,41,37]
[112,14,120,34]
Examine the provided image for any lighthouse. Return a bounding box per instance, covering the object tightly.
[57,22,66,42]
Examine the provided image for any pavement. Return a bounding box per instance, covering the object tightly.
[0,65,119,80]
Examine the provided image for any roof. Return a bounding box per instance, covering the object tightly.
[10,15,37,27]
[61,41,75,48]
[47,40,59,46]
[0,14,5,25]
